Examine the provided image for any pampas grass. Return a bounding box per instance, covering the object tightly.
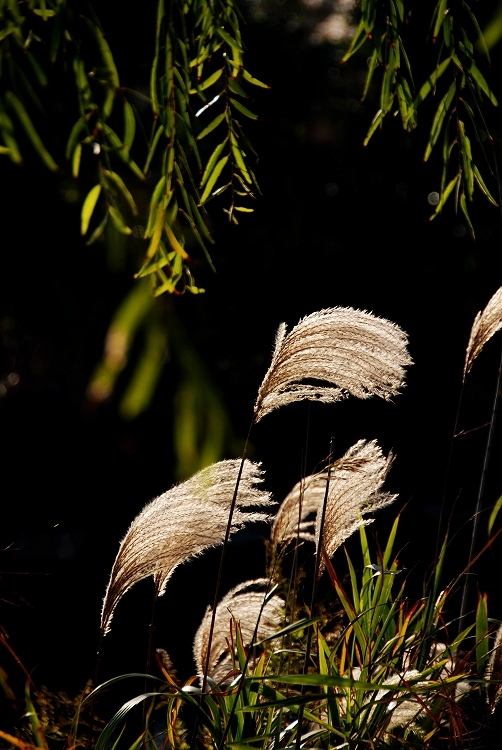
[254,307,412,422]
[316,439,397,570]
[101,460,274,635]
[193,579,285,685]
[464,286,502,378]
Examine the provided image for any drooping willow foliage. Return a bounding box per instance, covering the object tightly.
[0,0,499,292]
[343,0,500,235]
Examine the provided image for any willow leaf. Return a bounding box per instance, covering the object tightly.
[473,165,498,206]
[86,213,108,246]
[433,0,449,41]
[5,91,59,172]
[216,27,243,54]
[242,70,270,89]
[429,173,460,219]
[0,110,22,164]
[363,108,385,146]
[197,112,225,140]
[72,142,82,178]
[230,98,259,120]
[165,222,189,259]
[414,58,451,107]
[362,50,379,102]
[108,205,132,235]
[200,154,229,203]
[469,63,498,105]
[424,81,456,161]
[81,184,102,235]
[341,21,369,63]
[102,170,138,215]
[200,139,227,188]
[190,68,223,94]
[145,176,167,238]
[459,121,474,199]
[123,100,136,152]
[459,190,475,237]
[66,115,88,160]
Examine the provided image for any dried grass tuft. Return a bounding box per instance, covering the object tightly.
[464,286,502,378]
[254,307,412,422]
[193,579,285,684]
[101,460,274,634]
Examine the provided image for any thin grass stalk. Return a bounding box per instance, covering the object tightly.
[459,336,502,636]
[188,421,254,750]
[215,563,282,750]
[86,631,104,750]
[294,437,334,750]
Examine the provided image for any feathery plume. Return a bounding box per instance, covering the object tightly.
[254,307,412,422]
[101,460,274,635]
[486,621,502,713]
[270,474,327,550]
[316,439,397,570]
[193,579,285,685]
[464,286,502,378]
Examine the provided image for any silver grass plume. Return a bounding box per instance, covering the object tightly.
[193,579,285,685]
[254,307,412,422]
[101,460,274,635]
[316,439,397,571]
[270,474,327,550]
[464,286,502,378]
[486,621,502,713]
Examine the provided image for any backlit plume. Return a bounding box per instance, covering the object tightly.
[193,579,285,685]
[464,286,502,378]
[101,460,274,635]
[254,307,412,422]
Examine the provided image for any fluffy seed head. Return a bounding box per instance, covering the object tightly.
[254,307,412,423]
[101,460,274,634]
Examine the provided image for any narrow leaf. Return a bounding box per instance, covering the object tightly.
[197,112,225,140]
[199,154,229,203]
[81,184,102,235]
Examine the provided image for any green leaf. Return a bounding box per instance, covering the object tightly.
[430,172,460,218]
[242,70,270,89]
[414,58,451,108]
[190,68,223,94]
[464,3,490,60]
[216,27,243,54]
[230,98,259,120]
[459,190,475,238]
[432,0,449,41]
[5,91,60,172]
[200,154,229,203]
[66,115,89,160]
[233,206,254,212]
[341,21,369,63]
[488,494,502,535]
[123,100,136,152]
[103,169,138,216]
[424,81,456,161]
[362,49,379,102]
[72,142,82,178]
[469,62,498,106]
[197,112,225,140]
[363,108,385,146]
[81,184,102,235]
[0,108,23,165]
[108,205,132,235]
[476,592,489,673]
[85,213,108,245]
[458,120,474,199]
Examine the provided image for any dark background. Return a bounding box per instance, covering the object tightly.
[1,0,502,740]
